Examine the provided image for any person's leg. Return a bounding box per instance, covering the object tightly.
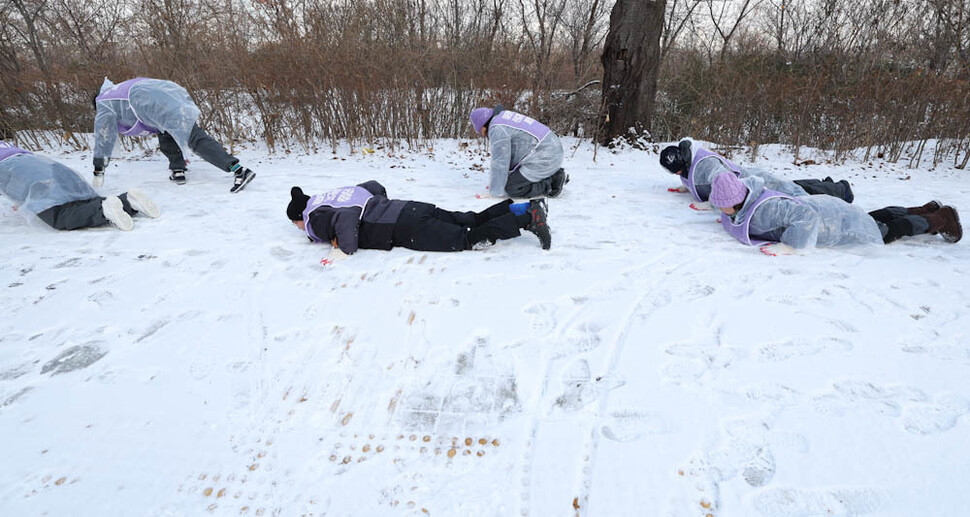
[184,124,255,192]
[869,206,931,244]
[430,199,513,227]
[868,206,908,224]
[36,197,131,230]
[157,132,187,170]
[505,170,556,198]
[793,178,854,203]
[187,124,237,171]
[392,201,524,251]
[392,202,472,251]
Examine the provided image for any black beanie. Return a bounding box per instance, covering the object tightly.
[660,144,689,175]
[287,186,310,220]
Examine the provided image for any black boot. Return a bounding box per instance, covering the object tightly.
[923,206,962,243]
[525,199,551,250]
[549,169,568,198]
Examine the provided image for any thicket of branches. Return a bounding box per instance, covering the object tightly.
[1,0,968,167]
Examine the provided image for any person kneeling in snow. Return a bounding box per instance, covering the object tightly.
[287,180,552,259]
[708,172,961,256]
[0,141,160,231]
[92,77,256,193]
[660,139,854,210]
[470,105,568,199]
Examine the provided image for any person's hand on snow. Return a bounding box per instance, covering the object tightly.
[759,243,795,256]
[475,186,494,200]
[321,243,350,266]
[668,186,688,193]
[689,201,711,211]
[93,169,105,187]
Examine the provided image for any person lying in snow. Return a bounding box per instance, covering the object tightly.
[286,180,552,261]
[470,105,568,199]
[708,172,962,255]
[0,140,159,231]
[92,77,256,193]
[660,139,854,210]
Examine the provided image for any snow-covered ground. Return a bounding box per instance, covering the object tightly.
[1,138,969,516]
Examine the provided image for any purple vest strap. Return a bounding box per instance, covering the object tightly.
[96,78,160,136]
[0,141,30,162]
[686,148,741,202]
[490,110,552,141]
[721,188,794,246]
[302,186,374,243]
[490,110,552,171]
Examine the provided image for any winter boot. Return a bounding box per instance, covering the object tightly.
[923,205,962,243]
[169,169,187,185]
[549,169,568,198]
[126,188,161,218]
[102,196,134,231]
[229,163,256,193]
[907,200,942,216]
[525,199,551,250]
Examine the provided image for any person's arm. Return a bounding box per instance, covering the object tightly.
[92,106,118,171]
[487,127,512,196]
[357,180,386,197]
[752,199,820,249]
[332,207,363,255]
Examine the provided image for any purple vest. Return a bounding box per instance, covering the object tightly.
[490,110,552,170]
[301,186,374,243]
[0,141,30,162]
[96,78,160,136]
[721,188,794,246]
[685,148,741,202]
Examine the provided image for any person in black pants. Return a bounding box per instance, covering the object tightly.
[286,180,552,257]
[0,141,159,231]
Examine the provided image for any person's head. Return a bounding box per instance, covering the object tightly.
[469,107,493,136]
[287,186,310,229]
[710,173,748,215]
[660,140,692,177]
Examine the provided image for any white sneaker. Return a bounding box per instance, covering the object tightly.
[102,196,133,231]
[126,188,160,218]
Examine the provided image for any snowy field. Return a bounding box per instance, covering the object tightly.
[1,138,969,517]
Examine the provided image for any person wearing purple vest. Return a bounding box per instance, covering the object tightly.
[660,139,854,209]
[93,77,255,193]
[286,180,553,255]
[469,105,567,199]
[709,173,962,256]
[0,140,160,231]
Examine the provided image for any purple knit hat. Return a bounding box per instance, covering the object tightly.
[709,173,748,208]
[470,108,493,134]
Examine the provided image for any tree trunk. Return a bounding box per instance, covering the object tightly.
[598,0,666,146]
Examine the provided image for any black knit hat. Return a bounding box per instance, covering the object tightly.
[287,186,310,220]
[660,145,686,175]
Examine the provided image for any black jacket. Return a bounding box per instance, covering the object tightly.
[307,180,407,254]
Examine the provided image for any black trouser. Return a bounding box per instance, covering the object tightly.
[391,200,523,251]
[869,206,930,244]
[158,124,237,171]
[793,177,854,203]
[37,193,137,230]
[506,170,558,198]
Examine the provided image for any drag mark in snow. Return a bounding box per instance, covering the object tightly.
[753,486,886,515]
